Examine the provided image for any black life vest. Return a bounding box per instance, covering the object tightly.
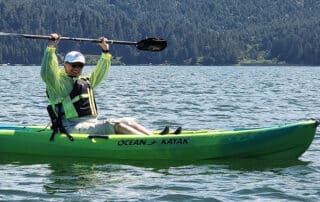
[46,77,98,141]
[67,77,98,118]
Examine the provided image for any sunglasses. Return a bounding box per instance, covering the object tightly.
[70,63,84,69]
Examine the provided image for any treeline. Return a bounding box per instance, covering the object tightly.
[0,0,320,65]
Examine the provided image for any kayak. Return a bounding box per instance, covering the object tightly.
[0,119,318,161]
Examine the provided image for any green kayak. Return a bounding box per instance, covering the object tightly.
[0,119,318,161]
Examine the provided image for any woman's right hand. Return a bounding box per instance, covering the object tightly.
[48,33,61,47]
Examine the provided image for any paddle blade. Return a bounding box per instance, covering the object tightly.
[136,38,167,51]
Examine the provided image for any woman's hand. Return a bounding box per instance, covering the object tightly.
[99,37,109,52]
[48,33,61,47]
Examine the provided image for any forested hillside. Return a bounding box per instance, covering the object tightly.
[0,0,320,65]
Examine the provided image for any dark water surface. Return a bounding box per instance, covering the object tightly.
[0,65,319,201]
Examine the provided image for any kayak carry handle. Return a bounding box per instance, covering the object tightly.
[88,134,109,139]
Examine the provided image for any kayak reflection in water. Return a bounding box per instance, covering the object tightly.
[40,33,152,136]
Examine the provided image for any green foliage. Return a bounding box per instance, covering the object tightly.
[0,0,320,65]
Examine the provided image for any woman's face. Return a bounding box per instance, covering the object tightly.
[64,62,84,77]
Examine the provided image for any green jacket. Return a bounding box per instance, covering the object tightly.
[41,47,112,118]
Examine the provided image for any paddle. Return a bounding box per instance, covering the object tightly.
[0,32,167,51]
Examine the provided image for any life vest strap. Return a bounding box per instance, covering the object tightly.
[47,104,74,142]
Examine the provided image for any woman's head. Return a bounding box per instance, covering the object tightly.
[64,51,85,77]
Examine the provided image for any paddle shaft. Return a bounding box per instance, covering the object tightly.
[1,32,137,45]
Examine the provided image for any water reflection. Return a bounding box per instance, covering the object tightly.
[0,153,309,171]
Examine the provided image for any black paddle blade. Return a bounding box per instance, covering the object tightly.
[136,38,167,51]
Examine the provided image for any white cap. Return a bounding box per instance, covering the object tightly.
[64,51,85,64]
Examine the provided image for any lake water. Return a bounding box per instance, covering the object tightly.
[0,65,319,201]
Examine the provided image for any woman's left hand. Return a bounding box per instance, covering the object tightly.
[99,37,109,52]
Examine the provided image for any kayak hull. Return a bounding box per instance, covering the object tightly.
[0,120,317,161]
